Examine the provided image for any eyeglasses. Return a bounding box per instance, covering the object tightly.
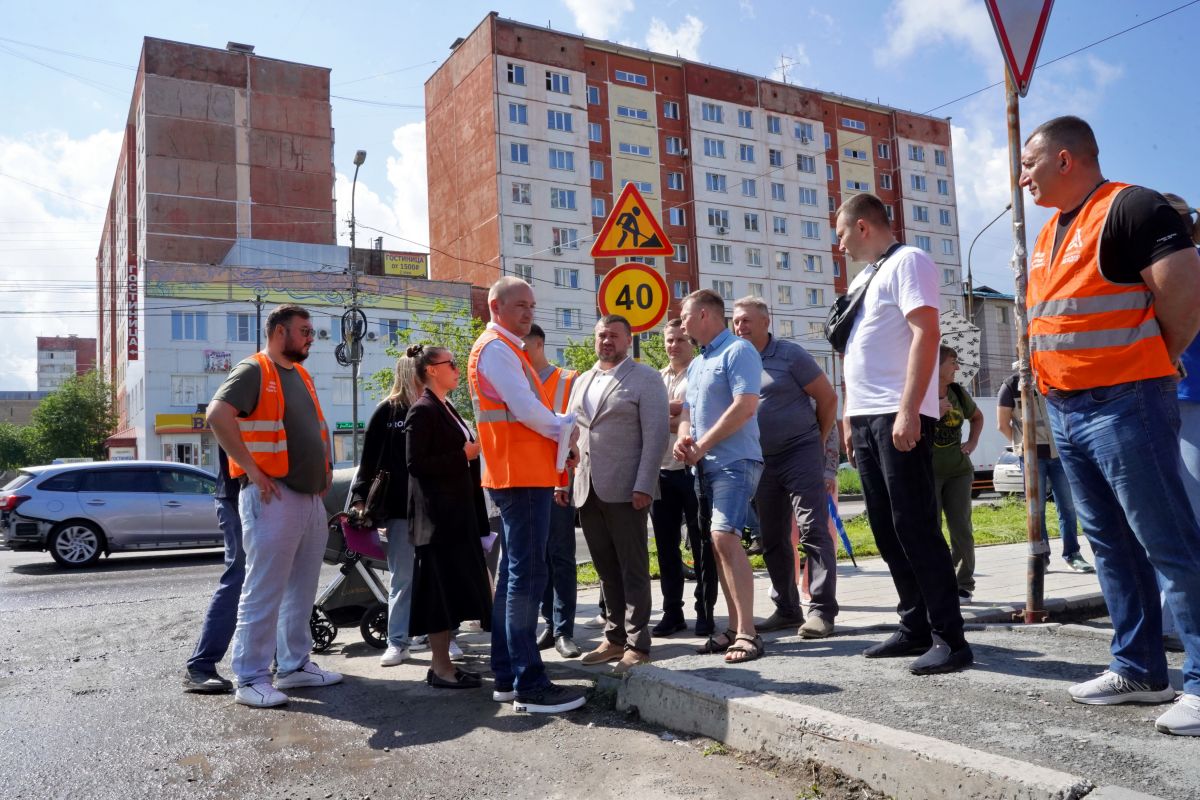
[429,359,458,370]
[292,327,315,339]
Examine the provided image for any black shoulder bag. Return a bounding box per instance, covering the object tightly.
[357,403,397,528]
[824,242,903,354]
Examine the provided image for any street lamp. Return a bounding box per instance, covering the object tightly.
[966,203,1012,323]
[349,149,367,464]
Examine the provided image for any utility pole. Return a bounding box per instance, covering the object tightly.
[348,149,367,465]
[254,293,264,351]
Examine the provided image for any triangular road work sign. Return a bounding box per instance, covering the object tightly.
[590,183,673,258]
[985,0,1054,97]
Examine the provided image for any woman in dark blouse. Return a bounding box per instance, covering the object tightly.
[404,345,493,689]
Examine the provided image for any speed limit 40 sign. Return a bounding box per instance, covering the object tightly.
[597,263,670,333]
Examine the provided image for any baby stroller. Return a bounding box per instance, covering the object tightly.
[310,511,391,652]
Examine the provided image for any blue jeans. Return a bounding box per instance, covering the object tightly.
[1036,456,1081,559]
[187,497,245,675]
[489,487,553,693]
[1047,377,1200,695]
[540,500,577,638]
[384,518,415,648]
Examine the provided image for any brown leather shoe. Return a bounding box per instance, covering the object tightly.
[580,641,624,666]
[611,650,650,675]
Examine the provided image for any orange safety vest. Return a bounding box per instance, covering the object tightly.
[228,351,329,479]
[540,366,578,488]
[467,329,560,489]
[1027,181,1175,393]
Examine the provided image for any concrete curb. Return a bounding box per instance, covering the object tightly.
[961,591,1107,625]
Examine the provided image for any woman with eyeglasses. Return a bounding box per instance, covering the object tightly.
[404,344,493,689]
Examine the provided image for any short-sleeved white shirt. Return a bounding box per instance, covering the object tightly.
[843,245,940,419]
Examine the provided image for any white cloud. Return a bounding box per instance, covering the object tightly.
[768,45,810,83]
[739,1,756,20]
[562,0,634,40]
[335,121,428,254]
[645,15,705,61]
[875,0,1000,70]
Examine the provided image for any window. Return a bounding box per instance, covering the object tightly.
[833,260,842,277]
[942,239,956,256]
[558,308,581,329]
[778,319,794,338]
[737,109,753,128]
[513,223,532,245]
[773,216,788,235]
[509,142,529,164]
[939,208,952,226]
[552,227,579,253]
[667,172,684,191]
[226,313,252,342]
[768,149,783,167]
[826,164,834,181]
[797,154,816,173]
[748,282,764,297]
[885,204,894,220]
[771,182,786,202]
[554,267,580,288]
[511,182,531,204]
[710,246,732,264]
[744,212,759,232]
[665,136,683,155]
[711,279,734,299]
[795,121,814,142]
[672,245,689,264]
[831,229,839,245]
[546,71,570,93]
[669,207,685,226]
[877,143,890,159]
[707,208,729,229]
[548,149,574,171]
[507,63,525,85]
[806,288,825,306]
[170,375,205,406]
[705,173,727,193]
[380,318,409,344]
[935,149,947,167]
[916,234,932,252]
[778,285,793,304]
[616,105,649,121]
[911,174,927,192]
[841,117,866,131]
[879,174,893,190]
[913,205,930,223]
[171,311,207,341]
[592,198,606,218]
[547,110,573,132]
[590,159,604,180]
[702,102,723,123]
[843,147,868,161]
[512,263,533,283]
[620,179,654,193]
[588,122,602,142]
[619,142,652,157]
[768,116,782,135]
[937,178,950,196]
[738,143,755,163]
[798,187,817,206]
[662,101,680,120]
[828,196,835,212]
[508,102,527,125]
[823,131,832,150]
[998,306,1009,324]
[775,251,791,270]
[550,187,577,210]
[908,144,925,162]
[802,220,821,239]
[741,178,757,197]
[587,85,600,104]
[703,138,725,158]
[82,468,158,493]
[746,247,762,267]
[673,279,690,298]
[846,179,870,191]
[803,254,822,272]
[615,69,647,86]
[943,268,956,284]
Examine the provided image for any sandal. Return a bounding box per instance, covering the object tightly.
[695,628,736,655]
[724,634,765,664]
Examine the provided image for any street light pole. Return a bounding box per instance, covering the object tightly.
[349,149,367,465]
[966,203,1012,323]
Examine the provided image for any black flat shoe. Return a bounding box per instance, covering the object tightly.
[426,668,482,689]
[863,631,933,659]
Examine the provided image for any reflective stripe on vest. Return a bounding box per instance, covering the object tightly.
[1027,290,1153,320]
[228,352,328,479]
[541,366,578,414]
[1030,318,1162,353]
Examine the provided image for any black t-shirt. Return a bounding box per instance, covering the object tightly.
[1052,185,1193,282]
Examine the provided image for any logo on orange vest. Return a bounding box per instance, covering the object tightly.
[265,380,278,393]
[1061,228,1084,264]
[1031,251,1046,269]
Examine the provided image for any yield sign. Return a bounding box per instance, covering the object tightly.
[985,0,1054,97]
[590,183,673,258]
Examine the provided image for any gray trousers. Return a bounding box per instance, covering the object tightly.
[578,484,652,654]
[934,471,975,592]
[756,439,838,621]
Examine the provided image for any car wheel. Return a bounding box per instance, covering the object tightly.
[48,521,104,568]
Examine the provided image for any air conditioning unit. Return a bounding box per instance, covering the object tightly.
[365,330,378,342]
[716,226,729,235]
[552,245,562,255]
[317,328,330,340]
[680,147,689,157]
[800,135,811,145]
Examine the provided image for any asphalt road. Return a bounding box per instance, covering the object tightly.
[0,548,866,800]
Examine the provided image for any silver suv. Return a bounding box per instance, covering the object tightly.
[0,461,221,568]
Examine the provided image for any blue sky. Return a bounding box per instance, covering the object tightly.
[1,0,1198,388]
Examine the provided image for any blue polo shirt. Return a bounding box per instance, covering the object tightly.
[684,328,763,468]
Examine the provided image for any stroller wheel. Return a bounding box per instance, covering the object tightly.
[360,603,388,649]
[310,607,337,652]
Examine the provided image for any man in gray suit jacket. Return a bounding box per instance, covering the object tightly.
[559,314,670,674]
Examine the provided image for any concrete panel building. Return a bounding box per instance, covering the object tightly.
[36,336,97,391]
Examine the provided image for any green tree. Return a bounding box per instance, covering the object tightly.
[26,371,117,463]
[0,422,34,471]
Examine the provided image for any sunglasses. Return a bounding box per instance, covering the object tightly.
[429,359,458,370]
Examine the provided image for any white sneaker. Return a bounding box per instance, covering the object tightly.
[1068,670,1175,705]
[448,638,465,662]
[409,635,430,651]
[235,681,287,708]
[379,645,410,667]
[275,661,343,689]
[1155,693,1200,735]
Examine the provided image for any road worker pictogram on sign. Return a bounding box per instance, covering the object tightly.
[590,183,674,258]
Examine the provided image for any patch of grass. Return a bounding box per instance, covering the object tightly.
[836,467,862,495]
[701,742,729,757]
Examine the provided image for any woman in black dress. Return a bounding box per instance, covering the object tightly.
[405,345,493,689]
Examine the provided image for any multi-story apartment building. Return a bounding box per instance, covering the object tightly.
[426,14,963,376]
[36,336,97,391]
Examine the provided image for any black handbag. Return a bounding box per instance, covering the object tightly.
[824,242,903,354]
[356,404,396,528]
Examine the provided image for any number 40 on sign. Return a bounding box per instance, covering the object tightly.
[597,263,670,334]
